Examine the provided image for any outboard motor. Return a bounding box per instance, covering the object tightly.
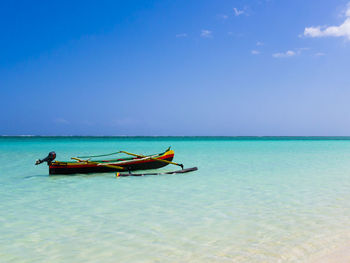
[35,152,56,165]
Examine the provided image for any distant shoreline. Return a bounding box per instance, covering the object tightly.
[2,135,350,140]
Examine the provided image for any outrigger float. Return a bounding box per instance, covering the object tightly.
[35,147,197,176]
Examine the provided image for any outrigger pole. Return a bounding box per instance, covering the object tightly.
[116,167,198,177]
[119,150,184,169]
[71,157,125,170]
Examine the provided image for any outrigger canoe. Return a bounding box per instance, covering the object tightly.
[35,148,197,175]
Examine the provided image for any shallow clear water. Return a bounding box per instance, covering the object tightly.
[1,137,350,262]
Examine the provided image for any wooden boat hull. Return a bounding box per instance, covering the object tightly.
[49,150,174,175]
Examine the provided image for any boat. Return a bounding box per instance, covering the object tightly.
[35,147,197,175]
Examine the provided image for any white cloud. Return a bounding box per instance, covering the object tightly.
[304,3,350,40]
[256,41,264,46]
[297,47,310,52]
[272,48,308,58]
[315,52,326,56]
[176,33,187,38]
[272,50,296,58]
[218,14,229,20]
[81,120,94,126]
[111,118,139,127]
[54,118,69,124]
[233,8,244,16]
[251,50,260,55]
[227,32,244,37]
[201,30,212,38]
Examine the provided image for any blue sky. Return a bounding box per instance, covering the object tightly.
[1,0,350,136]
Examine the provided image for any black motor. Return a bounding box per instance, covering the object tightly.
[35,152,56,165]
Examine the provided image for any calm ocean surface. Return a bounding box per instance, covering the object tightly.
[1,137,350,262]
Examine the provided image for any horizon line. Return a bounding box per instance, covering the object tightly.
[2,135,350,138]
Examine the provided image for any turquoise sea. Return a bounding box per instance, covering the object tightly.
[1,137,350,262]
